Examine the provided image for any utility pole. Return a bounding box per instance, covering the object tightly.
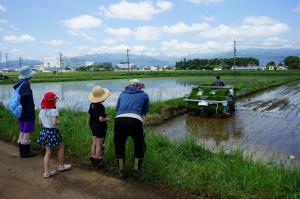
[19,56,22,68]
[126,49,130,72]
[59,52,63,72]
[5,53,8,69]
[233,40,237,70]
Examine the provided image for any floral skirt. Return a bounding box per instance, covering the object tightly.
[37,128,62,149]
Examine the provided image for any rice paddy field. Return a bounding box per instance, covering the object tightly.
[1,71,300,199]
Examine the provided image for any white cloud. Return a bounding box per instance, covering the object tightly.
[68,29,97,41]
[2,34,36,43]
[100,0,173,20]
[162,22,209,34]
[0,3,7,12]
[199,24,239,38]
[62,15,102,30]
[244,16,277,26]
[135,26,160,40]
[294,4,300,12]
[197,16,289,38]
[200,15,215,22]
[43,39,64,46]
[105,27,132,37]
[64,44,151,57]
[161,39,231,56]
[185,0,223,4]
[105,26,160,40]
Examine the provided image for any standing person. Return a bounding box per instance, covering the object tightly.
[14,66,37,158]
[88,86,110,169]
[212,75,225,86]
[37,91,71,178]
[114,79,149,178]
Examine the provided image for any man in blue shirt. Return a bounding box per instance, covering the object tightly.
[212,75,225,86]
[114,79,149,178]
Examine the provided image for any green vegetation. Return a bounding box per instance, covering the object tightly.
[1,102,300,199]
[76,63,114,72]
[284,56,300,69]
[1,73,300,198]
[176,57,259,70]
[2,70,300,85]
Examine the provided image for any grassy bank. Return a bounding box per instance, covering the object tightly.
[2,70,300,85]
[0,103,300,199]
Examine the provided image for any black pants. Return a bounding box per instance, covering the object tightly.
[114,117,146,159]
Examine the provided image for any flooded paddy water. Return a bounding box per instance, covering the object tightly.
[0,77,200,110]
[1,77,300,166]
[152,81,300,167]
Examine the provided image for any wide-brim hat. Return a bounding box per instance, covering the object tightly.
[88,86,110,103]
[19,66,36,79]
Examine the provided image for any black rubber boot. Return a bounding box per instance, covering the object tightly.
[117,158,127,178]
[98,158,105,170]
[18,143,23,157]
[132,158,144,178]
[20,144,37,158]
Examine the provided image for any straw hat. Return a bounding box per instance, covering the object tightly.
[19,66,36,79]
[88,86,110,103]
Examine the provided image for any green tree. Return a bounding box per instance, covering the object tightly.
[284,56,300,69]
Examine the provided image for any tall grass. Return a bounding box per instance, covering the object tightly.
[1,103,300,199]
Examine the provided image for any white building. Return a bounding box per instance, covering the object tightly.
[43,54,86,71]
[117,62,135,70]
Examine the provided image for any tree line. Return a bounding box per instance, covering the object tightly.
[175,56,300,70]
[175,57,259,70]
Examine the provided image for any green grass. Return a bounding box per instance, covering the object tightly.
[0,104,300,199]
[2,70,300,85]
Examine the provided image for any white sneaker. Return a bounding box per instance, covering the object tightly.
[58,164,71,171]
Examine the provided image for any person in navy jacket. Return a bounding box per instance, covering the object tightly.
[114,79,149,178]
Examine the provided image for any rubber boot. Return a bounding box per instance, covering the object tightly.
[117,158,127,178]
[20,144,37,158]
[18,143,23,157]
[98,157,105,170]
[132,158,144,178]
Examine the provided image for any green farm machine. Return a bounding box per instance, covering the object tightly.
[184,85,236,117]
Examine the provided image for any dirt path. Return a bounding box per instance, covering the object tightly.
[0,140,175,199]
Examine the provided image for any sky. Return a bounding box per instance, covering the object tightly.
[0,0,300,60]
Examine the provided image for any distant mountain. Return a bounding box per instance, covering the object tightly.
[76,53,172,66]
[0,59,42,68]
[1,49,300,69]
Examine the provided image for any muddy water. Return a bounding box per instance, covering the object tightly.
[152,81,300,166]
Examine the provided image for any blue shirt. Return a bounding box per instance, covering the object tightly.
[116,87,149,117]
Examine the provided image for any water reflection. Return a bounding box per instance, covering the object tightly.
[0,77,205,110]
[153,81,300,166]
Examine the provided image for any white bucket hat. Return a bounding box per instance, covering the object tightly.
[19,66,36,79]
[88,86,110,103]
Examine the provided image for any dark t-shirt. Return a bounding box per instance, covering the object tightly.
[88,103,107,130]
[212,79,225,86]
[13,80,35,121]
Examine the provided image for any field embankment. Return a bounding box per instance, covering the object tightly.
[1,70,300,85]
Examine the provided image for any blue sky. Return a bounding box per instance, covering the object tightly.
[0,0,300,60]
